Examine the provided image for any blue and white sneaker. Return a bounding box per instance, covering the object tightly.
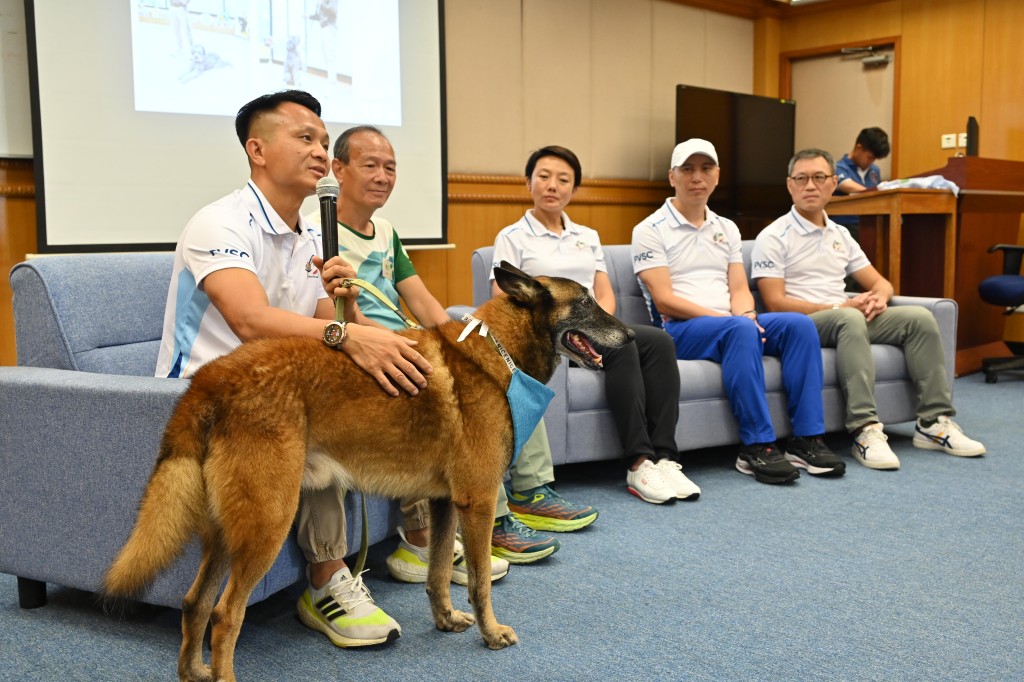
[913,415,986,457]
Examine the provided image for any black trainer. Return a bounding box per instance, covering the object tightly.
[735,443,800,484]
[785,436,846,477]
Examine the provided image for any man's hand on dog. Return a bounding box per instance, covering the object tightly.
[344,324,432,396]
[314,256,432,396]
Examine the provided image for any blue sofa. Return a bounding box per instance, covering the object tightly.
[470,243,958,465]
[0,254,402,609]
[1,245,957,610]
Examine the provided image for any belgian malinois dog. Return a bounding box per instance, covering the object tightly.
[104,263,634,681]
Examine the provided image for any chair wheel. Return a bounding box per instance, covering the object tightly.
[985,373,997,384]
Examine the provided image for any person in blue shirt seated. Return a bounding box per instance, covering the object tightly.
[834,127,890,196]
[832,127,891,242]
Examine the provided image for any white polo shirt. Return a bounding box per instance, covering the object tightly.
[750,206,871,305]
[489,210,606,294]
[156,181,328,379]
[631,198,742,316]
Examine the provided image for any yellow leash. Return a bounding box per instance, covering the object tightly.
[333,277,421,575]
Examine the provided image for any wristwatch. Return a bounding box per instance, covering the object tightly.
[322,320,348,348]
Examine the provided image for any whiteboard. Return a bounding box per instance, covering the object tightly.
[0,0,32,158]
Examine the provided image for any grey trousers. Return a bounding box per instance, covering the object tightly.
[496,419,556,517]
[810,306,954,433]
[297,419,557,561]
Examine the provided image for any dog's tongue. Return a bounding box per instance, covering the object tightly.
[569,332,603,367]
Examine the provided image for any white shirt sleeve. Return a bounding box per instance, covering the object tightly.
[750,232,785,280]
[631,223,667,274]
[181,205,260,287]
[490,227,521,282]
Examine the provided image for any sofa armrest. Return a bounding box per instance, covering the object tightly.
[888,295,958,388]
[445,304,475,321]
[0,368,191,598]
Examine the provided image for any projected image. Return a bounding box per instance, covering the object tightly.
[131,0,401,125]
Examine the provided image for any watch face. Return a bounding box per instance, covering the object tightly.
[324,322,343,345]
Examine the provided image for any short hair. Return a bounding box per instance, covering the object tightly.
[333,125,388,162]
[855,127,890,159]
[525,146,583,189]
[788,148,836,176]
[234,90,322,147]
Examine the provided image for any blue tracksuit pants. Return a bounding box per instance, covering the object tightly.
[663,313,825,445]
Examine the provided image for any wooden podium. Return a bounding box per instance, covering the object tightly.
[831,157,1024,375]
[827,188,957,298]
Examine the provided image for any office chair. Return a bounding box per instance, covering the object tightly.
[978,243,1024,383]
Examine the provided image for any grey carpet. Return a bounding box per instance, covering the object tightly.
[2,373,1022,681]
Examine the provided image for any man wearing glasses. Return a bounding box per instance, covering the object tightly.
[751,148,985,472]
[631,139,843,485]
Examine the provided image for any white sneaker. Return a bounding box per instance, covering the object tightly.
[655,458,701,500]
[913,415,986,457]
[296,567,401,647]
[626,459,674,504]
[852,423,900,470]
[386,527,510,585]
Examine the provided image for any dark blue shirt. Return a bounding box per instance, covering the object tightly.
[832,154,883,228]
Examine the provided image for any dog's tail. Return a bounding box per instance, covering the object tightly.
[104,394,210,599]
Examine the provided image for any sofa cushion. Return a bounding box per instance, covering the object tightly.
[12,253,173,376]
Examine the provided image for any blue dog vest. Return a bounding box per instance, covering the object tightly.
[458,315,555,466]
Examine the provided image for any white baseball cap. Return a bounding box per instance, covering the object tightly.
[670,138,719,169]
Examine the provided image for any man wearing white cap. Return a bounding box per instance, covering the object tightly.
[630,139,843,484]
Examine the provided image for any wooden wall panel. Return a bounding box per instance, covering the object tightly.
[445,0,755,180]
[522,0,593,157]
[0,159,36,366]
[897,0,985,175]
[589,0,653,179]
[778,1,902,53]
[979,0,1024,162]
[753,16,781,96]
[411,175,671,308]
[443,0,525,175]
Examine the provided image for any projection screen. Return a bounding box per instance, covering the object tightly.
[25,0,447,252]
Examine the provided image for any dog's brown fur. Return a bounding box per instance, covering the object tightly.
[104,264,632,682]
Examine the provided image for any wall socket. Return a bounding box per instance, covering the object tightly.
[958,132,968,147]
[940,133,957,149]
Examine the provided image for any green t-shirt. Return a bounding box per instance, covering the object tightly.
[336,216,417,331]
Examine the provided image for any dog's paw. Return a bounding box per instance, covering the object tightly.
[435,608,475,633]
[483,623,518,650]
[179,663,213,682]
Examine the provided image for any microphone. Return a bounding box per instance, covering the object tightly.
[316,175,340,261]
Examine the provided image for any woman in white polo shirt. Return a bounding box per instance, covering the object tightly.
[490,146,698,505]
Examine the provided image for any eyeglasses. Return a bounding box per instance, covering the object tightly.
[789,173,835,186]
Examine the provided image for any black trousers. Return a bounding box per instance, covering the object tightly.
[602,324,680,464]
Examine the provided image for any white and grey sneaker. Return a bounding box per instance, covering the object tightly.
[297,567,401,647]
[913,415,986,457]
[852,423,900,470]
[656,458,701,500]
[626,459,674,504]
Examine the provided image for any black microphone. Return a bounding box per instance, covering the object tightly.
[316,175,340,261]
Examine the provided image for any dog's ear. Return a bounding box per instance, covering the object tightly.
[493,261,548,305]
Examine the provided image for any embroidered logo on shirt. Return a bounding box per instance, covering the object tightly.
[831,240,843,252]
[305,255,319,278]
[575,240,587,250]
[712,231,726,244]
[382,255,394,281]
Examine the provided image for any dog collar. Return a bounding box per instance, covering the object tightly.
[458,314,516,373]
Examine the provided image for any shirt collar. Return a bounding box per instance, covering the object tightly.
[788,205,839,237]
[663,198,719,230]
[245,180,312,240]
[523,210,580,238]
